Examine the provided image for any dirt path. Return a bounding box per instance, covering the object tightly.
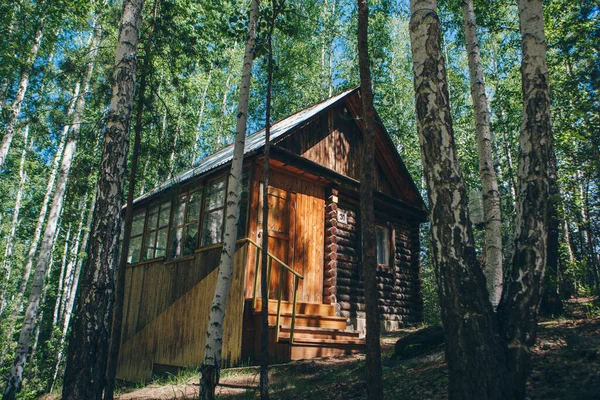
[111,297,599,399]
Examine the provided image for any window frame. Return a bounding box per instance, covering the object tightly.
[375,224,392,267]
[199,175,228,248]
[142,199,172,261]
[127,208,147,264]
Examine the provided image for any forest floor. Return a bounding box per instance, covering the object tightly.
[90,297,600,399]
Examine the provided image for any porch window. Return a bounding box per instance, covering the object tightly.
[127,210,146,263]
[376,225,390,266]
[143,200,171,260]
[169,189,203,258]
[201,177,226,246]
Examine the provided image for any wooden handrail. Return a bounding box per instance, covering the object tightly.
[237,237,304,279]
[237,237,303,344]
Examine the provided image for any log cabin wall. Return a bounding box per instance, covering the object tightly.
[332,197,423,332]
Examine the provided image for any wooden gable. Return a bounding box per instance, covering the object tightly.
[275,94,424,210]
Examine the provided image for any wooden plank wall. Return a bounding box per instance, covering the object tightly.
[116,245,248,382]
[245,165,325,304]
[277,105,399,199]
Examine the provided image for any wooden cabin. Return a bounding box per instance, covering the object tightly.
[116,87,427,382]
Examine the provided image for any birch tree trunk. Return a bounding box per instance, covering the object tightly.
[0,96,71,352]
[61,1,144,398]
[105,0,159,396]
[50,190,95,393]
[2,29,98,393]
[0,124,30,307]
[460,0,503,306]
[408,1,509,398]
[52,225,72,327]
[357,2,383,399]
[497,0,554,396]
[199,2,259,399]
[0,17,45,169]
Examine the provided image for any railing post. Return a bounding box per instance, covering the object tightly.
[267,257,273,297]
[276,264,284,341]
[252,247,261,309]
[290,277,299,344]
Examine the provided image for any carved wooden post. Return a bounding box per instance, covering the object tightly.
[323,187,339,315]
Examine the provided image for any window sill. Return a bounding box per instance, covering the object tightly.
[127,257,166,268]
[164,255,196,265]
[195,243,224,253]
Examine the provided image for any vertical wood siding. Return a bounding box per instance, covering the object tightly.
[116,245,247,382]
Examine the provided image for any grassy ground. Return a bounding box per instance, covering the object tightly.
[101,297,600,399]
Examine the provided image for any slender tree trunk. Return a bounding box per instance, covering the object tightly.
[58,197,87,324]
[0,17,45,169]
[2,24,99,392]
[199,2,259,399]
[105,0,159,397]
[496,0,554,397]
[0,124,30,306]
[61,1,144,398]
[216,58,235,146]
[408,1,509,398]
[259,4,279,399]
[52,225,71,327]
[460,0,503,306]
[356,2,383,399]
[50,190,96,393]
[194,67,213,158]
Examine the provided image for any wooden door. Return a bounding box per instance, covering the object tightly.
[258,183,296,300]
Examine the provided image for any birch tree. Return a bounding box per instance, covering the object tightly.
[460,0,503,306]
[0,17,45,169]
[61,0,144,397]
[2,17,100,399]
[408,0,555,398]
[357,1,383,399]
[200,1,259,398]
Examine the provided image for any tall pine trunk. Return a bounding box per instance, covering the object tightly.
[356,2,383,399]
[0,17,45,169]
[61,1,144,398]
[460,0,503,306]
[199,1,259,399]
[105,0,159,396]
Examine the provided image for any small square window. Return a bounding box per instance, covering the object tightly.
[376,225,390,266]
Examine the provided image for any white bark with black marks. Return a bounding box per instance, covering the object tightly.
[460,0,503,306]
[200,2,259,399]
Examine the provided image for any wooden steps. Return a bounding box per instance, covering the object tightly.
[244,299,365,363]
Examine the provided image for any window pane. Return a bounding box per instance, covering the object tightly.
[202,209,223,247]
[128,236,142,264]
[376,226,389,265]
[205,178,225,210]
[131,210,146,237]
[144,232,156,260]
[187,191,202,222]
[156,228,168,257]
[169,227,183,258]
[147,204,159,231]
[173,196,186,227]
[183,224,199,256]
[158,201,171,228]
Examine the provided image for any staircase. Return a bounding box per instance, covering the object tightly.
[244,299,365,363]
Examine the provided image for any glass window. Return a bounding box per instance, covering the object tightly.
[376,225,390,266]
[143,200,171,260]
[127,210,146,263]
[201,177,226,247]
[168,189,203,258]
